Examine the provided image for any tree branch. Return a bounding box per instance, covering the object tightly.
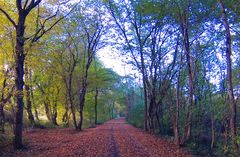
[16,0,23,11]
[23,0,30,10]
[31,16,64,43]
[30,3,78,43]
[0,8,17,27]
[25,0,42,15]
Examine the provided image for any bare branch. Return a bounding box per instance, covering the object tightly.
[0,8,17,27]
[23,0,30,10]
[25,0,42,15]
[31,16,64,43]
[30,3,78,43]
[40,8,60,27]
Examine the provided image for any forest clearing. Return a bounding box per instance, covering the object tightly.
[1,118,192,157]
[0,0,240,156]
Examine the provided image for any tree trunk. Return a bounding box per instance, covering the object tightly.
[51,112,58,126]
[208,83,215,151]
[24,63,35,125]
[174,72,181,146]
[14,14,26,149]
[0,78,8,133]
[112,102,115,119]
[63,69,77,128]
[78,107,84,131]
[0,103,5,133]
[62,109,68,123]
[140,45,148,131]
[78,86,87,130]
[44,102,51,121]
[180,10,194,144]
[34,108,39,121]
[77,56,91,130]
[223,119,230,156]
[68,76,77,129]
[155,106,161,133]
[218,0,238,155]
[30,70,39,121]
[0,0,58,149]
[211,113,215,150]
[70,104,77,129]
[148,98,155,132]
[52,88,60,126]
[52,103,58,126]
[62,94,69,126]
[143,74,148,131]
[94,88,98,125]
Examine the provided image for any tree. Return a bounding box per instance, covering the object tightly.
[77,19,103,130]
[177,0,194,144]
[53,24,81,128]
[0,68,14,133]
[0,0,43,148]
[218,0,238,155]
[88,61,120,124]
[107,0,156,131]
[107,0,181,132]
[0,0,69,148]
[67,2,105,130]
[24,61,35,125]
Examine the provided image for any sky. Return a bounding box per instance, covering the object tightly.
[97,45,136,77]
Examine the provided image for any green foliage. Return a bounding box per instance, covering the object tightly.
[127,104,144,128]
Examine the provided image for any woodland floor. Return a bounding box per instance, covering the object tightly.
[0,118,192,157]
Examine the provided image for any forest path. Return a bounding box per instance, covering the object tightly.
[1,118,192,157]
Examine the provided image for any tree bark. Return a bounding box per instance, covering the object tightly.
[180,8,194,144]
[62,93,69,126]
[174,70,181,146]
[78,106,84,130]
[70,104,77,128]
[34,108,39,121]
[77,87,87,130]
[24,63,35,125]
[94,88,98,125]
[52,87,60,126]
[0,77,9,133]
[14,12,27,149]
[218,0,238,155]
[43,102,51,121]
[112,102,115,119]
[68,74,77,129]
[0,103,5,133]
[51,104,58,126]
[211,113,215,150]
[30,70,39,121]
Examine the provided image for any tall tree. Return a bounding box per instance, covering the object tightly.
[0,69,14,133]
[218,0,238,155]
[0,0,68,148]
[65,2,105,130]
[24,61,35,125]
[0,0,42,148]
[107,0,155,131]
[178,1,194,144]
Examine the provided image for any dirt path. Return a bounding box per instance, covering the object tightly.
[1,118,192,157]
